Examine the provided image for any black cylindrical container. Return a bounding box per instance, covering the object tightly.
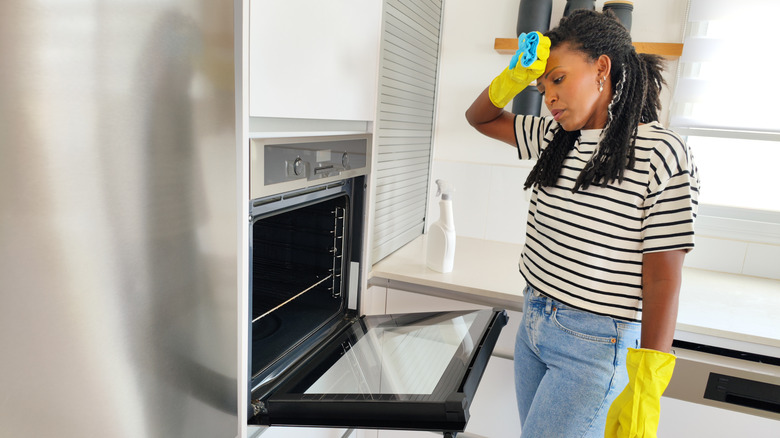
[516,0,553,37]
[603,0,633,31]
[512,0,553,116]
[563,0,596,16]
[512,87,544,116]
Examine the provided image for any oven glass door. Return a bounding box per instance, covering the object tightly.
[254,308,507,432]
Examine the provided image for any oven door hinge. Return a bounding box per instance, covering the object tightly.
[343,316,359,324]
[342,311,360,325]
[250,399,267,416]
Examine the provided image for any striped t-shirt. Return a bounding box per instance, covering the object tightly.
[514,115,700,321]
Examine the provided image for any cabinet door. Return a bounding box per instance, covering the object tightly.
[385,288,522,357]
[249,0,381,121]
[370,358,520,438]
[369,0,444,264]
[256,427,350,438]
[375,431,439,437]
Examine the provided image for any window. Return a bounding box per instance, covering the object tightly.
[670,0,780,244]
[671,0,780,134]
[687,136,780,212]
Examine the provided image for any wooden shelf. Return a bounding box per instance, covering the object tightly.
[632,42,684,58]
[494,38,683,59]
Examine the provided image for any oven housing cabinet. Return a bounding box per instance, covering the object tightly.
[246,134,508,434]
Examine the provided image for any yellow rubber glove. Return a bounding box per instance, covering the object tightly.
[488,31,551,108]
[605,348,676,438]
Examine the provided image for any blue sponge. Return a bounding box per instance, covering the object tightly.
[510,32,541,70]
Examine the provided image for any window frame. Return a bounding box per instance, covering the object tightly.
[670,0,780,246]
[676,128,780,246]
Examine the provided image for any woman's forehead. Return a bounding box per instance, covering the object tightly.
[549,43,591,62]
[545,45,594,73]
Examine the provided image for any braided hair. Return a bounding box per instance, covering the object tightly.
[523,9,666,192]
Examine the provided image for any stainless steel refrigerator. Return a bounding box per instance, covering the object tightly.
[0,1,239,437]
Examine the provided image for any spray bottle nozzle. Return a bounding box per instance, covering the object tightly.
[434,179,453,200]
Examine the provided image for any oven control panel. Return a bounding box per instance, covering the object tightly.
[250,134,370,199]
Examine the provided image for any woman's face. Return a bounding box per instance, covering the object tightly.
[536,43,611,131]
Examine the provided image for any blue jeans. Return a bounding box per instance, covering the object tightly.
[514,286,641,437]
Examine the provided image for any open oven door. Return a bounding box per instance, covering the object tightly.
[249,308,508,433]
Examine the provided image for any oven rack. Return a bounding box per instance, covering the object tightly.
[251,259,338,319]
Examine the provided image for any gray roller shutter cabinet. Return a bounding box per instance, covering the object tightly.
[371,0,443,264]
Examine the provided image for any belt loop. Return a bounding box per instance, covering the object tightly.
[545,296,553,314]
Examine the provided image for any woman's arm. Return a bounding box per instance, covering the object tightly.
[466,32,550,147]
[606,249,684,435]
[465,87,521,146]
[640,249,686,352]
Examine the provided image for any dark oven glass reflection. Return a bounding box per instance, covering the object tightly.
[251,189,350,381]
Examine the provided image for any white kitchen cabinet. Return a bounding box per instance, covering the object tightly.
[385,288,487,314]
[658,397,780,437]
[460,356,521,437]
[372,431,439,438]
[384,287,522,358]
[356,429,438,438]
[256,426,353,438]
[361,284,388,316]
[248,0,382,121]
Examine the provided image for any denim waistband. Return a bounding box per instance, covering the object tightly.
[524,285,639,331]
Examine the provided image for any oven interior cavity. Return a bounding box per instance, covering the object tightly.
[251,194,349,379]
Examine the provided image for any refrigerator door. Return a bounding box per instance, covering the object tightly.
[0,1,238,437]
[252,308,507,432]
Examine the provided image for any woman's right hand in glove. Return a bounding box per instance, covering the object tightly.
[488,31,551,108]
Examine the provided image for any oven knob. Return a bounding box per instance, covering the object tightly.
[341,152,349,168]
[293,157,304,176]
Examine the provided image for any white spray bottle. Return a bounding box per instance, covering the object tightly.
[426,179,456,273]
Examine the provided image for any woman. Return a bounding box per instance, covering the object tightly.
[465,10,699,437]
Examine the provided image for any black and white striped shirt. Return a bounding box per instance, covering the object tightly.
[515,115,700,321]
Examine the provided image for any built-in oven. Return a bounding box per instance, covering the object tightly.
[247,134,507,435]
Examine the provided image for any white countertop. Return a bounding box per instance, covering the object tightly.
[370,235,780,355]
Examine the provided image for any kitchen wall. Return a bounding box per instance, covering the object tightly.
[427,0,780,280]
